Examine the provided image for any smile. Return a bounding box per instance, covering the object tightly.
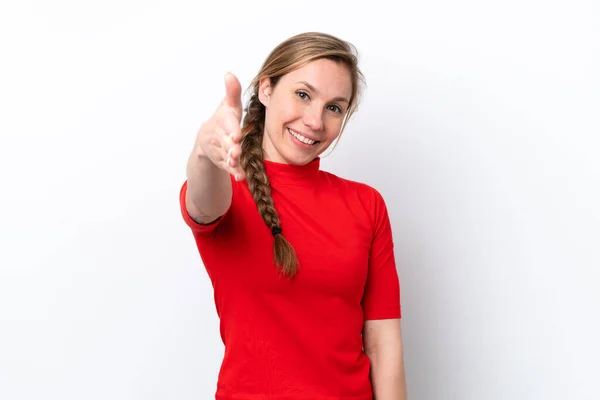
[288,128,319,145]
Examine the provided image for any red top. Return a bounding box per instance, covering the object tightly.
[180,158,401,400]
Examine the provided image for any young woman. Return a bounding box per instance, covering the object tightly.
[180,32,407,400]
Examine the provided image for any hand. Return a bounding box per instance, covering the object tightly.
[194,72,245,181]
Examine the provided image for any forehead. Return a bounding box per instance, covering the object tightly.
[279,59,352,99]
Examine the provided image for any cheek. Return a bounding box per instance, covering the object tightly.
[282,102,304,123]
[323,118,344,140]
[266,102,299,130]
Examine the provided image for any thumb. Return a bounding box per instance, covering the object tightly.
[223,72,243,118]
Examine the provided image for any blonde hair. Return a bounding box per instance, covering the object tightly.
[239,32,365,278]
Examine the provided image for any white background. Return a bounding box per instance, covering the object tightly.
[1,1,599,399]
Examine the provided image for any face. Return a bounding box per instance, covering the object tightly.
[258,58,353,165]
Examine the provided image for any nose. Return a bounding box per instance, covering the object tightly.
[302,104,324,132]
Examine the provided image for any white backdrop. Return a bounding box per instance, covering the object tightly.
[1,1,599,399]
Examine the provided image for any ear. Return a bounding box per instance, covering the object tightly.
[258,77,272,107]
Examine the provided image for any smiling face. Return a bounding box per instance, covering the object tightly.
[258,58,353,165]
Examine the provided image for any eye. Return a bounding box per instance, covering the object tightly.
[296,90,310,100]
[327,104,342,114]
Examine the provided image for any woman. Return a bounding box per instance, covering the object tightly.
[180,32,407,399]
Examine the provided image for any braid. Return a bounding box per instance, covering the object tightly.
[240,94,299,277]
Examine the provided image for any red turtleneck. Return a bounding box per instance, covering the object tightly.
[180,158,401,400]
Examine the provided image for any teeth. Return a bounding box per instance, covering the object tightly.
[289,128,316,145]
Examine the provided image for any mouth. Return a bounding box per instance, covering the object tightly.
[287,128,320,146]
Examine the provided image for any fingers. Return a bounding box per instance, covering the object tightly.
[221,113,242,143]
[221,131,245,181]
[223,72,243,119]
[227,156,245,181]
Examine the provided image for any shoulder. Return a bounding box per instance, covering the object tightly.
[318,170,388,213]
[320,169,384,195]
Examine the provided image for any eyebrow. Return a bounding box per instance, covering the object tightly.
[296,81,350,104]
